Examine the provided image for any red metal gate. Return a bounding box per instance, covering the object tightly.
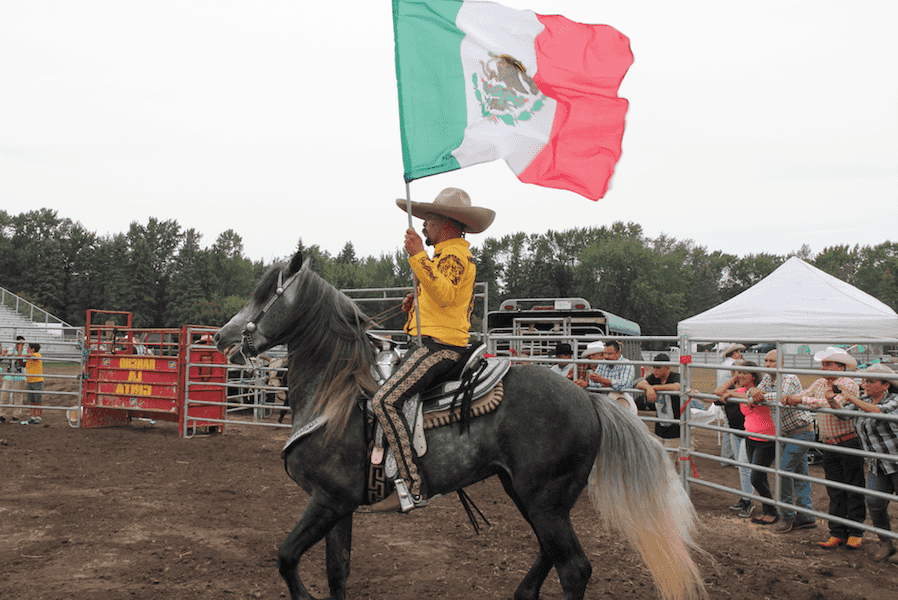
[80,310,226,436]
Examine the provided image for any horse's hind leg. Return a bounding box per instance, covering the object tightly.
[278,498,352,600]
[528,512,591,600]
[514,550,554,600]
[499,473,553,600]
[499,472,592,600]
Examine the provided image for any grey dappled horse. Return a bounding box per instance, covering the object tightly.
[215,251,706,600]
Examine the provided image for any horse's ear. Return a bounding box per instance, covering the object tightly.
[288,251,303,274]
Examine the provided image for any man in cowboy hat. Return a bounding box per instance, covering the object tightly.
[574,340,637,414]
[832,363,898,562]
[784,347,865,549]
[370,188,495,512]
[548,343,575,380]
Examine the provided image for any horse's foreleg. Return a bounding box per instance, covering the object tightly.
[278,499,350,600]
[325,514,352,600]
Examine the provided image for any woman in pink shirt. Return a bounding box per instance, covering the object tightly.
[720,361,778,524]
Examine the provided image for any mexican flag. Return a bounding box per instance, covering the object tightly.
[393,0,633,200]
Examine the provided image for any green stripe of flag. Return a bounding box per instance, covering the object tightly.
[393,0,467,181]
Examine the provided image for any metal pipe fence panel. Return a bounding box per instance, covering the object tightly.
[484,331,898,542]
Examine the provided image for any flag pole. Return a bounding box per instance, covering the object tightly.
[405,182,423,347]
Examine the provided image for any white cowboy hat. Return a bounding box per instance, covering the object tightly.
[395,188,496,234]
[813,347,857,371]
[719,343,746,358]
[581,341,605,358]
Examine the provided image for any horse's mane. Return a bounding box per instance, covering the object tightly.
[256,260,377,440]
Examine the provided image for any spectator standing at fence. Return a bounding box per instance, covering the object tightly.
[1,336,28,422]
[636,353,682,449]
[784,347,864,549]
[720,361,780,524]
[0,340,4,423]
[747,349,816,533]
[548,343,575,380]
[717,344,746,464]
[573,342,602,383]
[575,340,637,414]
[830,363,898,562]
[21,343,43,425]
[713,367,756,518]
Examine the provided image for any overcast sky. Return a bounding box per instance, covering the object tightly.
[2,0,896,264]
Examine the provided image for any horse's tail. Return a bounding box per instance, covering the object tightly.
[588,395,707,600]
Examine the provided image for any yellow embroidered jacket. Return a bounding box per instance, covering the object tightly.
[406,238,476,347]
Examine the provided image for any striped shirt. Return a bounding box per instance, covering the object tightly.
[792,376,860,442]
[757,373,812,434]
[840,392,898,475]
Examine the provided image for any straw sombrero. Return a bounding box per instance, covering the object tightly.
[719,343,746,358]
[859,363,898,392]
[395,188,495,234]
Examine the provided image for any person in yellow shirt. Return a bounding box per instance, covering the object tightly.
[370,188,495,512]
[22,342,44,425]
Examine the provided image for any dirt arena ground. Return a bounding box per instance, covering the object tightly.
[2,365,897,599]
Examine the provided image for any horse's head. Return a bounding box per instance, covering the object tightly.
[215,251,305,365]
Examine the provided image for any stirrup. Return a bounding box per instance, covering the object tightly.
[393,479,427,512]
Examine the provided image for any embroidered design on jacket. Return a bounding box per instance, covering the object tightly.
[437,254,465,285]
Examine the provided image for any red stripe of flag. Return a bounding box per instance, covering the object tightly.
[517,15,634,200]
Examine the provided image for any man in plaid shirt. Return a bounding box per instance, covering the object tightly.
[576,340,637,413]
[748,350,816,533]
[784,347,864,549]
[835,363,898,562]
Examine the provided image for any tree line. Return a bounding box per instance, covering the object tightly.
[2,208,897,337]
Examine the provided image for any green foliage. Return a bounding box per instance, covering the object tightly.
[719,253,785,300]
[1,209,896,338]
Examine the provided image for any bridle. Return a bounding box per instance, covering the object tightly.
[240,265,303,359]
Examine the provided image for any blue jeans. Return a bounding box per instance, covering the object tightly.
[720,418,736,462]
[866,464,898,539]
[734,435,753,500]
[778,430,815,521]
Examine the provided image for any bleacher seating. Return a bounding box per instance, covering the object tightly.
[0,294,78,358]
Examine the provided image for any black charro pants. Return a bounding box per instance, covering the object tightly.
[371,338,462,499]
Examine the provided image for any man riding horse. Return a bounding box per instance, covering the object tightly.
[369,188,495,513]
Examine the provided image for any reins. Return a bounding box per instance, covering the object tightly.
[364,302,406,329]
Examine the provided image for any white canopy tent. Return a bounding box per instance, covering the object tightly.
[677,257,898,346]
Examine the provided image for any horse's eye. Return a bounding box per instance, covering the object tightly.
[245,322,257,333]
